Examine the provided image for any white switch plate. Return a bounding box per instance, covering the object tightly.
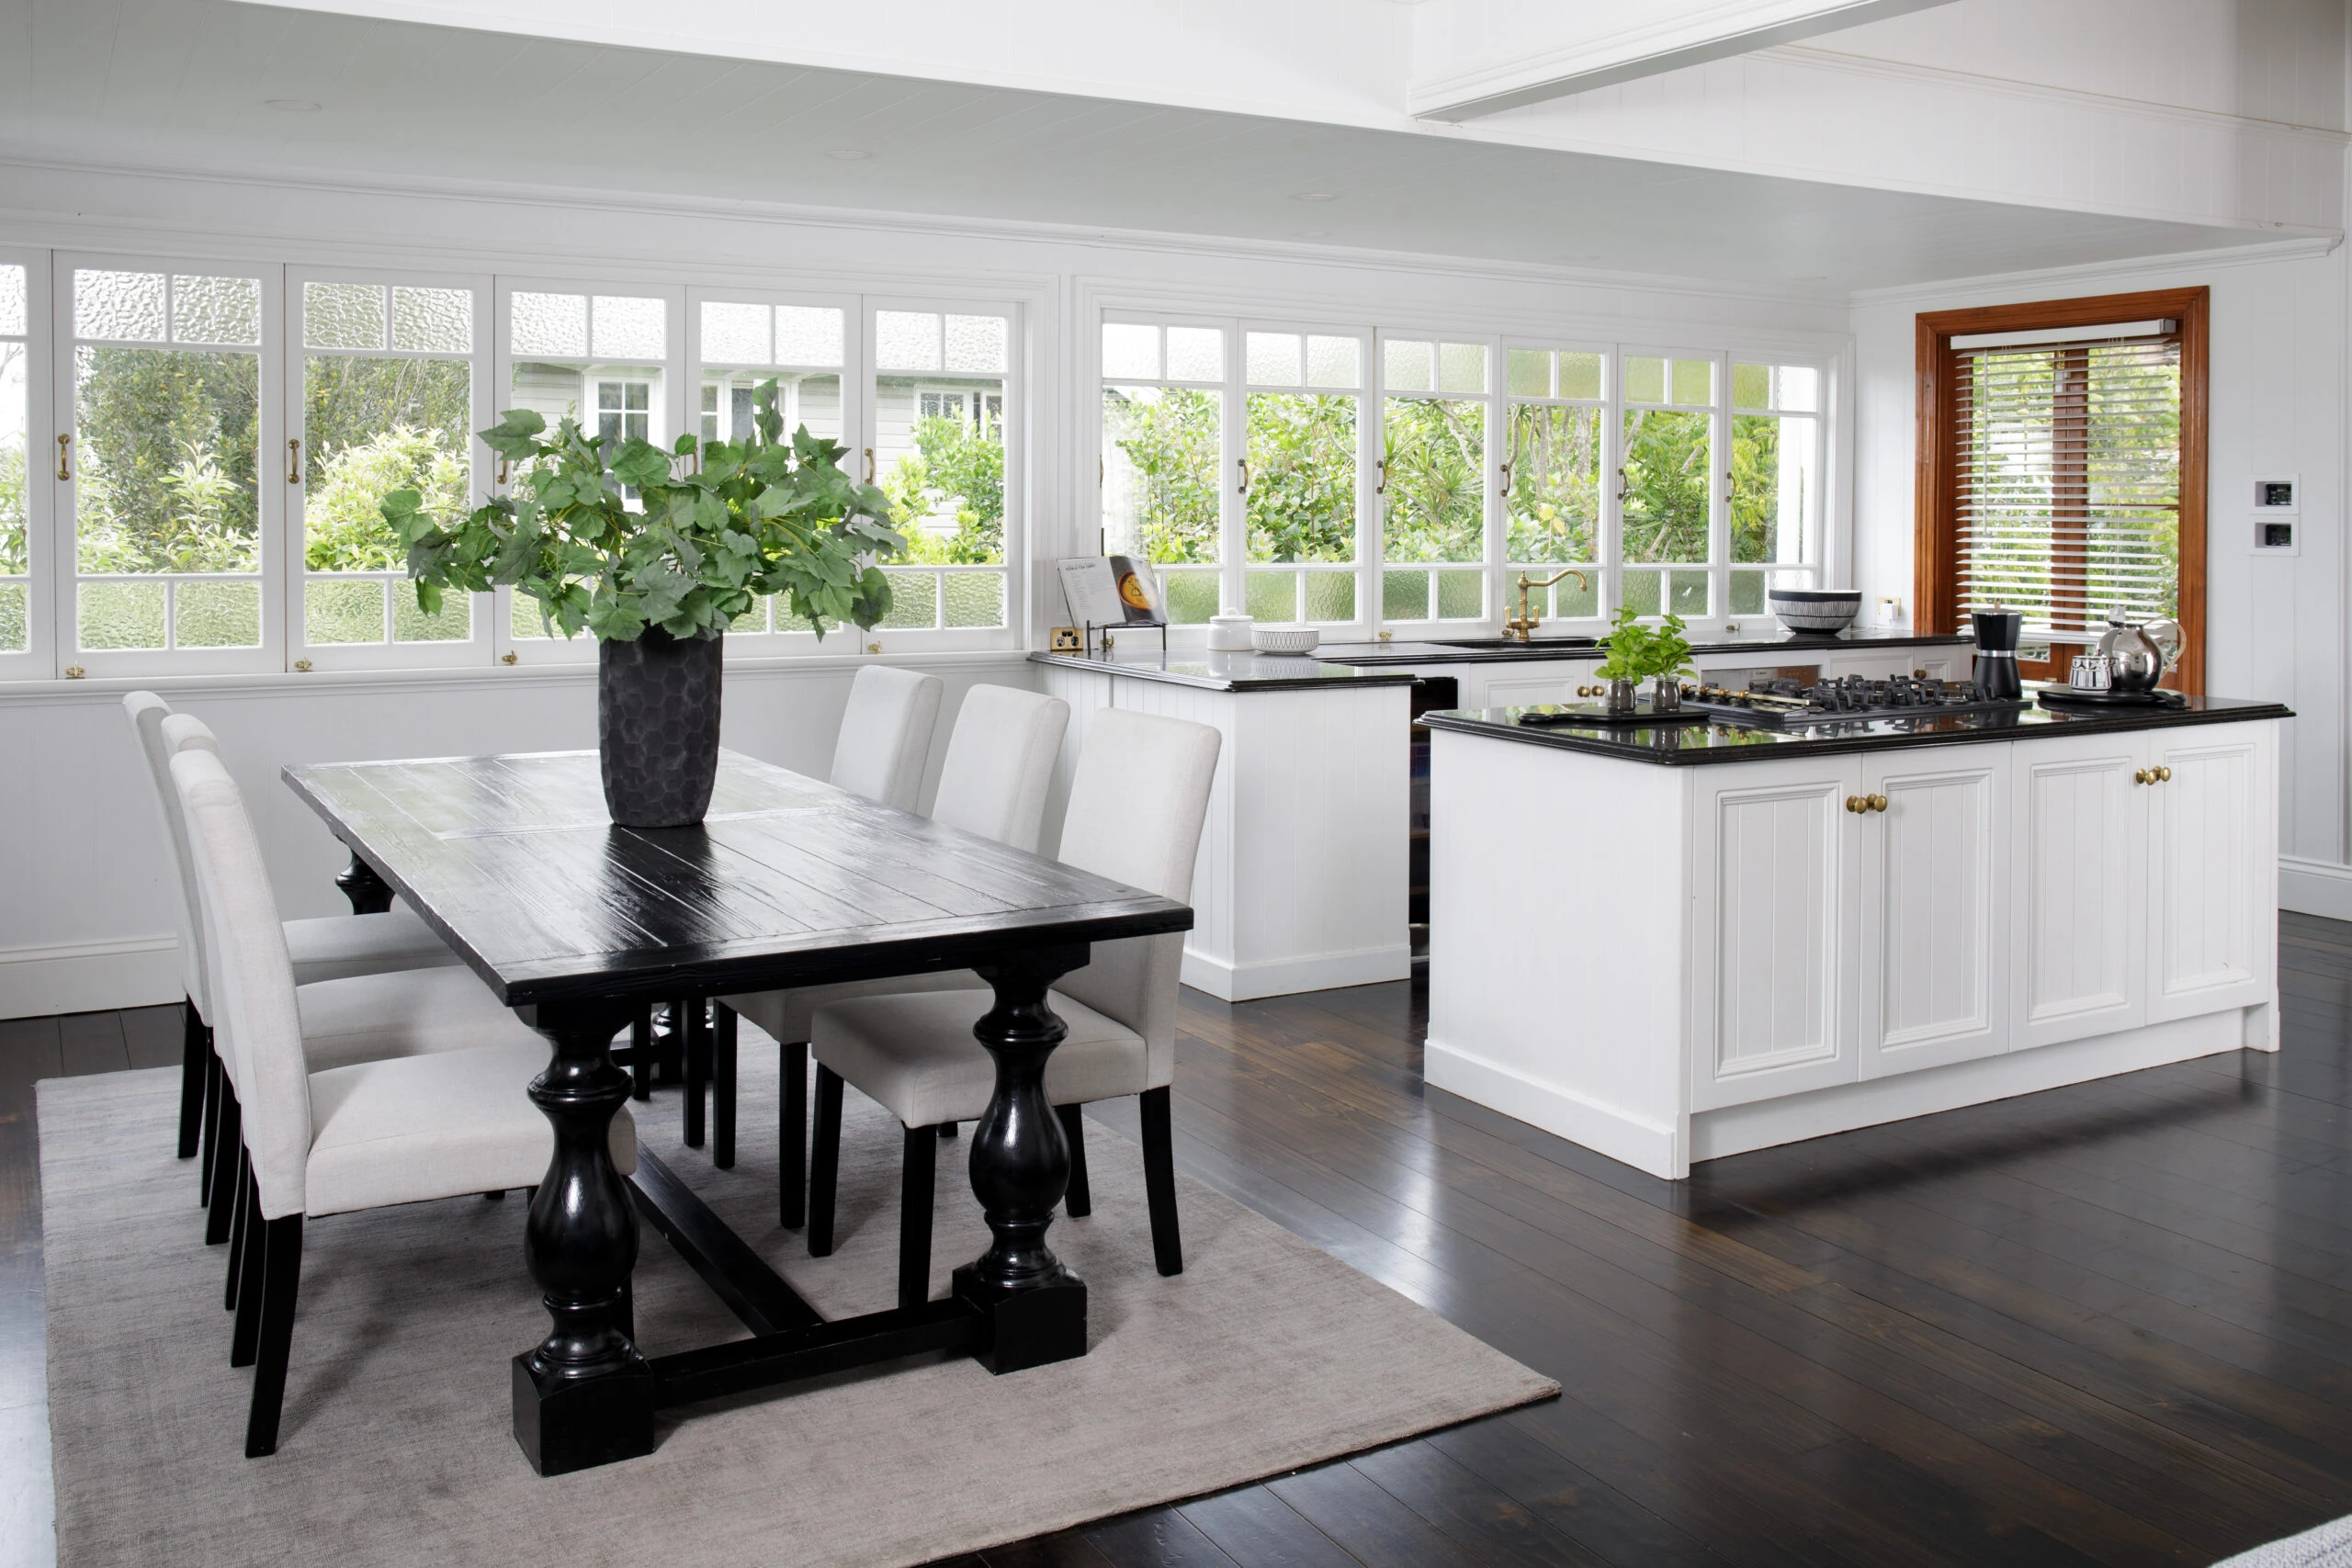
[1875,595,1904,623]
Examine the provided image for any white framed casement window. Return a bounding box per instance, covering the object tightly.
[1616,347,1719,621]
[1725,358,1825,616]
[1099,314,1229,625]
[53,254,285,676]
[865,300,1020,649]
[1502,342,1610,627]
[1377,333,1493,626]
[1239,323,1367,626]
[0,252,50,677]
[492,280,684,665]
[286,268,492,671]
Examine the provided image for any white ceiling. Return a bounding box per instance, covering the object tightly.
[0,0,2296,291]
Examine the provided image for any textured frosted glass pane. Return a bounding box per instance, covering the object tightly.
[943,571,1004,627]
[881,570,938,628]
[305,282,385,350]
[511,592,556,638]
[80,581,166,648]
[775,307,843,367]
[1303,570,1355,622]
[392,288,472,353]
[306,578,385,644]
[1730,570,1766,615]
[1546,569,1599,618]
[511,292,587,356]
[77,270,165,342]
[392,581,469,641]
[1246,570,1297,622]
[1245,333,1299,387]
[1383,340,1432,393]
[944,315,1007,374]
[1670,358,1713,406]
[593,296,665,360]
[1732,362,1771,410]
[1383,568,1430,621]
[876,310,939,371]
[1306,335,1359,389]
[1436,569,1484,618]
[1623,356,1664,403]
[1668,570,1709,617]
[1560,353,1602,400]
[0,581,21,652]
[728,597,770,634]
[175,276,261,346]
[0,265,23,336]
[701,301,769,366]
[1102,322,1158,381]
[1166,328,1222,383]
[1778,366,1818,412]
[75,346,261,572]
[1620,568,1661,617]
[1438,343,1486,394]
[175,580,260,647]
[1506,349,1550,398]
[1162,570,1219,624]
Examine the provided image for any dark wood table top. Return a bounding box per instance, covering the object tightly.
[282,750,1193,1007]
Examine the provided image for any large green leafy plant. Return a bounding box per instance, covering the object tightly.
[378,382,903,641]
[1595,604,1696,684]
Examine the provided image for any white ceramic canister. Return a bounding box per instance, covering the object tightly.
[1206,614,1255,651]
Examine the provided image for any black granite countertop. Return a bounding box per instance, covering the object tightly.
[1309,628,1973,666]
[1027,649,1417,693]
[1421,690,2293,766]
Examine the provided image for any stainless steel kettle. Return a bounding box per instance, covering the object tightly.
[2096,611,2181,694]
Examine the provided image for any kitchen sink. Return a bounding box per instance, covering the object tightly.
[1428,637,1600,651]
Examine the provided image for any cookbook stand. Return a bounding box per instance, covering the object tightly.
[1085,621,1168,660]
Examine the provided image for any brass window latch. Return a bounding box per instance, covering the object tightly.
[287,437,302,485]
[55,434,71,481]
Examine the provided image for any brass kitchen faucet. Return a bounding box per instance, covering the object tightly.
[1505,569,1589,642]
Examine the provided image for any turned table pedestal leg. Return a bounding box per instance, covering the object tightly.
[334,850,395,915]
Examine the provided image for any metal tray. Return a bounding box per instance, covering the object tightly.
[2037,687,2188,711]
[1515,703,1709,728]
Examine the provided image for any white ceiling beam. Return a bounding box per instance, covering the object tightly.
[1408,0,1959,120]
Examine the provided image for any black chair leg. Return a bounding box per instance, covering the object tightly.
[176,999,205,1159]
[713,1002,737,1170]
[682,998,707,1149]
[224,1147,252,1313]
[808,1065,842,1257]
[230,1164,265,1362]
[1057,1103,1091,1218]
[629,1005,652,1102]
[1139,1086,1182,1277]
[198,1049,221,1206]
[780,1042,808,1230]
[206,1092,242,1247]
[939,1122,957,1140]
[899,1122,936,1311]
[244,1214,303,1458]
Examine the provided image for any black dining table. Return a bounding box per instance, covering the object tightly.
[282,748,1193,1476]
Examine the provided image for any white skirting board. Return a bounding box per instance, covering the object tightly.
[0,934,181,1021]
[1430,1007,2259,1181]
[2281,855,2352,921]
[1181,942,1413,1003]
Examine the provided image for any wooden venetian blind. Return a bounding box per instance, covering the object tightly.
[1951,326,2181,639]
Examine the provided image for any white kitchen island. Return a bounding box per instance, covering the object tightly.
[1423,692,2291,1179]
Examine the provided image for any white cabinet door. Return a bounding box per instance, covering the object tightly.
[2011,732,2148,1049]
[1477,667,1601,709]
[1858,749,2008,1077]
[1690,756,1860,1110]
[2147,723,2272,1022]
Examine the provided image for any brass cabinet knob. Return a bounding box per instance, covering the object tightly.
[1868,795,1888,812]
[1846,795,1865,814]
[2134,769,2153,785]
[2154,765,2173,782]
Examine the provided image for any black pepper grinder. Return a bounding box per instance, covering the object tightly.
[1972,606,2023,701]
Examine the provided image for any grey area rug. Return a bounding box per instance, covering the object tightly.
[41,1041,1555,1568]
[2217,1517,2352,1567]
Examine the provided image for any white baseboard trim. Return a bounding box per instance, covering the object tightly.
[0,933,182,1021]
[2281,855,2352,921]
[1181,941,1412,1002]
[1424,1037,1683,1179]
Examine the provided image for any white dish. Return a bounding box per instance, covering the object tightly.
[1205,614,1255,651]
[1251,626,1320,654]
[1768,588,1861,634]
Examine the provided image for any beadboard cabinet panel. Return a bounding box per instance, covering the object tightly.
[2013,735,2148,1050]
[2148,725,2275,1022]
[1859,751,2007,1077]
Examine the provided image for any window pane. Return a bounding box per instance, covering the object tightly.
[1668,570,1709,617]
[1306,335,1360,389]
[1669,358,1713,406]
[174,276,262,346]
[880,371,1003,565]
[1303,570,1356,623]
[304,355,471,573]
[1506,404,1599,564]
[1102,322,1158,381]
[1623,355,1664,403]
[1730,570,1767,615]
[729,597,772,634]
[305,282,385,350]
[175,579,260,647]
[1245,332,1301,387]
[701,301,770,366]
[1621,409,1710,564]
[1167,327,1223,382]
[1620,568,1661,616]
[592,295,665,360]
[1436,568,1484,619]
[1731,362,1770,410]
[1778,366,1819,412]
[881,570,938,628]
[700,372,841,443]
[1438,343,1487,394]
[76,270,166,342]
[944,315,1007,374]
[1247,392,1355,564]
[509,363,664,449]
[306,578,385,644]
[1560,352,1603,400]
[79,580,166,648]
[1246,569,1297,621]
[1382,398,1483,564]
[1506,349,1550,398]
[75,346,260,573]
[0,265,22,336]
[0,583,23,652]
[1732,413,1814,566]
[1383,340,1433,393]
[0,337,23,624]
[511,292,587,356]
[1103,386,1220,566]
[775,307,843,367]
[1161,570,1220,624]
[1383,568,1430,621]
[943,571,1006,627]
[876,310,940,371]
[392,288,471,354]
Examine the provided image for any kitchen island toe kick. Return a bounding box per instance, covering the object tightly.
[1421,694,2291,1181]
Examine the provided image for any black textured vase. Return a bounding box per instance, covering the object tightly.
[598,628,723,828]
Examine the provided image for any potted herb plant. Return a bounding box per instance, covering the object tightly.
[379,383,903,828]
[1594,604,1697,715]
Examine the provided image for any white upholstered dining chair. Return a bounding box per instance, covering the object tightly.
[709,682,1070,1215]
[125,694,460,1214]
[173,745,636,1458]
[805,706,1219,1309]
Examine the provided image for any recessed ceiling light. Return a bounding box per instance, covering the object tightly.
[827,149,874,161]
[264,99,322,113]
[1290,191,1338,203]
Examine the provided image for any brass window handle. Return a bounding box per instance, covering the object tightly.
[55,434,71,481]
[1237,457,1250,494]
[1499,459,1512,499]
[865,447,876,484]
[1374,457,1386,496]
[287,437,302,485]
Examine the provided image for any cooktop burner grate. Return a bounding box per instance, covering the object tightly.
[1681,673,2029,729]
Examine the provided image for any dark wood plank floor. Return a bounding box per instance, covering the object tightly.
[10,919,2352,1565]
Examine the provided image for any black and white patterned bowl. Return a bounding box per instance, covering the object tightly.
[1768,588,1862,634]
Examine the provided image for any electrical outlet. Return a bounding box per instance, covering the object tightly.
[1875,595,1905,624]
